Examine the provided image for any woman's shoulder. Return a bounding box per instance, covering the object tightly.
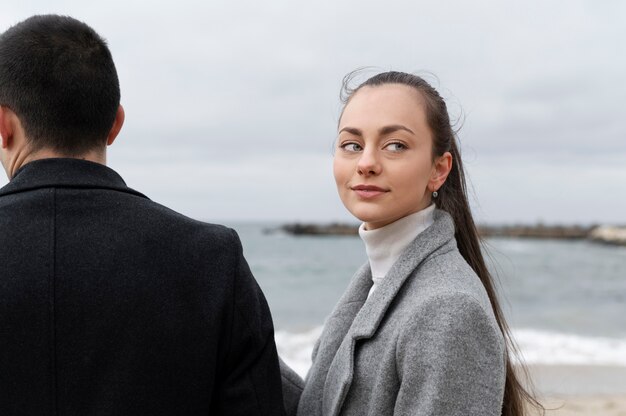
[397,248,502,337]
[395,279,505,361]
[417,246,488,298]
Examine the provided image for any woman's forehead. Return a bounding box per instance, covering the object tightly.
[340,84,428,128]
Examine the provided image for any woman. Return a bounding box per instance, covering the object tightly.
[294,71,539,415]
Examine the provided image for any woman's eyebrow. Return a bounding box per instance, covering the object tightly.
[338,126,362,136]
[379,124,414,135]
[339,125,414,136]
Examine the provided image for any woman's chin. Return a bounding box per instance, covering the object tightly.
[350,212,398,230]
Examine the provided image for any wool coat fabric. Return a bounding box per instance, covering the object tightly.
[0,158,285,416]
[295,209,506,416]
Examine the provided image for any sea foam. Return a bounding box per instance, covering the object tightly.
[276,327,626,378]
[513,328,626,366]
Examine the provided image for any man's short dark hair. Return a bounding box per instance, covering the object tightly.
[0,15,120,155]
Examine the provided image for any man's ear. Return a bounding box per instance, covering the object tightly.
[0,106,15,149]
[106,105,125,146]
[429,151,453,192]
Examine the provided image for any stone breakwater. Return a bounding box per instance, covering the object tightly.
[478,224,594,239]
[273,223,360,236]
[275,223,626,246]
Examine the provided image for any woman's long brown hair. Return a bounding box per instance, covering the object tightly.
[341,70,543,416]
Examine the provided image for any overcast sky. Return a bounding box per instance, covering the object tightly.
[2,0,625,224]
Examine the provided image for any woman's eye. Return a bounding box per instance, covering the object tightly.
[385,142,406,152]
[341,142,363,152]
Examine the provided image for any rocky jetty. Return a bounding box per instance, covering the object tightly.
[277,222,626,246]
[278,222,597,239]
[279,223,359,236]
[477,224,594,239]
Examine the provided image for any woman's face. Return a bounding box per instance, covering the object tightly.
[333,84,451,230]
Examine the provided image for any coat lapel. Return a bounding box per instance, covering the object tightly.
[322,209,456,416]
[297,263,370,416]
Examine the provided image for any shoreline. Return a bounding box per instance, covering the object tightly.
[524,365,626,415]
[525,365,626,396]
[534,395,626,415]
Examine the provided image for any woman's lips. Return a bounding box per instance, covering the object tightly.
[351,185,389,199]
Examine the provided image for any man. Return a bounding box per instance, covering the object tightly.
[0,15,286,415]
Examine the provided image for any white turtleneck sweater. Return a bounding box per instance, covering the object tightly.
[359,205,436,298]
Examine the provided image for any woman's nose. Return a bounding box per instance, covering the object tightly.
[357,149,382,176]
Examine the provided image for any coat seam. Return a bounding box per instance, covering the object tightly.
[225,228,263,412]
[49,188,58,415]
[221,229,237,381]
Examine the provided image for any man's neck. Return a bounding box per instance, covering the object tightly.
[7,148,106,179]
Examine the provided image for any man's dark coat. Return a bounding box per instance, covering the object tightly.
[0,158,285,415]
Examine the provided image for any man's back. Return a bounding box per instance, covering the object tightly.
[0,158,284,415]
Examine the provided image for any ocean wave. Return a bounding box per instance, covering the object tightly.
[512,328,626,366]
[275,327,626,378]
[275,327,323,378]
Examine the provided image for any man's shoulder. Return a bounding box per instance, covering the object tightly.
[132,197,238,246]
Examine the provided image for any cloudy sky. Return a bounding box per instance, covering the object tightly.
[2,0,625,224]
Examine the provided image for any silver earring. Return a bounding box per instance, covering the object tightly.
[432,190,438,198]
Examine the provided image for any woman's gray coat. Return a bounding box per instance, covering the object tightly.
[292,209,506,416]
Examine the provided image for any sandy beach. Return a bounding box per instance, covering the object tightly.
[526,365,626,415]
[536,396,626,416]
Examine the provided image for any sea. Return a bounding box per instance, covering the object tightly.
[227,223,626,377]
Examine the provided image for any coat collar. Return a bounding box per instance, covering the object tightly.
[348,209,456,338]
[321,209,457,416]
[0,158,147,199]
